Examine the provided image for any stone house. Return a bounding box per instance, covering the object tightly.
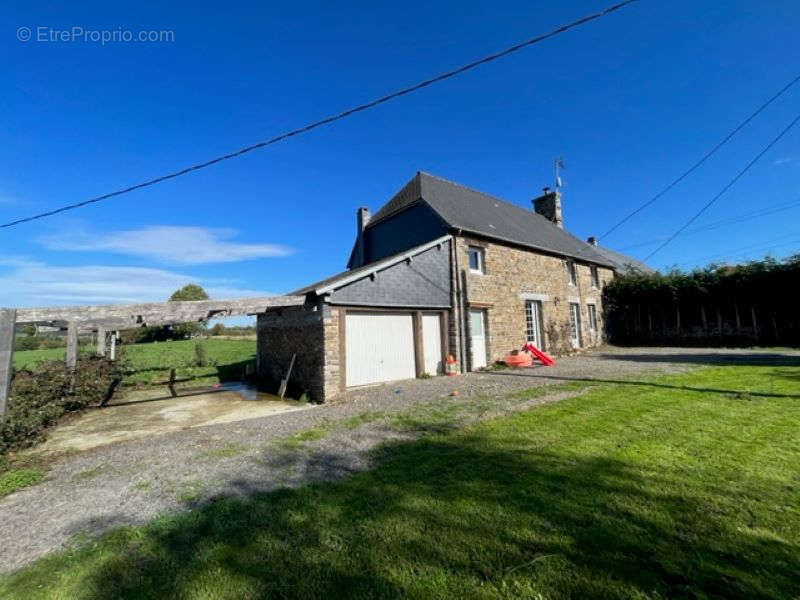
[257,172,646,402]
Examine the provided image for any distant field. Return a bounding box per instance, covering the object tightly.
[13,339,256,388]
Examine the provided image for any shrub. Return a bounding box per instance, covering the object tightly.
[209,323,226,336]
[1,357,123,454]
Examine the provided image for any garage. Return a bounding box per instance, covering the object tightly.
[258,237,453,402]
[345,312,416,386]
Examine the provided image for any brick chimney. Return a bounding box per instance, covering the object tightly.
[352,207,371,267]
[587,236,598,246]
[533,187,563,229]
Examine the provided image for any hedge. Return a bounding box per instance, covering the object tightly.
[1,357,122,455]
[603,255,800,346]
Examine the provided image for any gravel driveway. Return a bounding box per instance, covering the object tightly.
[1,346,796,572]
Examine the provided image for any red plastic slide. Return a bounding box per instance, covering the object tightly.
[522,342,555,366]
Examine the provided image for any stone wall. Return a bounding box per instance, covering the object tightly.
[454,235,614,366]
[257,303,341,403]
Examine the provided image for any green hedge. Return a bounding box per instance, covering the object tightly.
[603,255,800,346]
[1,357,122,455]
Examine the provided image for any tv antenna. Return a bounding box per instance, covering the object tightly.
[554,157,565,190]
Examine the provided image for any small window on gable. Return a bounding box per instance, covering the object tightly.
[590,266,599,288]
[467,246,485,274]
[565,260,576,285]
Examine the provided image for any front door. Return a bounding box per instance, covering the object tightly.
[469,309,487,370]
[569,302,582,349]
[525,300,544,349]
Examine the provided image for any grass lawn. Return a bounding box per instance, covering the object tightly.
[2,364,799,598]
[13,338,256,388]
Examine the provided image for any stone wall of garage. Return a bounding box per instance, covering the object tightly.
[454,235,614,366]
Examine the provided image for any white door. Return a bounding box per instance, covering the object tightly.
[569,303,582,348]
[469,309,487,370]
[346,312,416,387]
[421,313,443,375]
[525,300,544,349]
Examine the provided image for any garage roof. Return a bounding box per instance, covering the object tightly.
[292,235,452,296]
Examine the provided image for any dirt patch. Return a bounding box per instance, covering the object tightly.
[31,388,310,455]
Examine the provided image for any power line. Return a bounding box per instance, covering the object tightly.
[643,110,800,262]
[0,0,638,230]
[596,71,800,243]
[615,197,800,250]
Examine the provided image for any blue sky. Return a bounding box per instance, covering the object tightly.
[3,0,800,309]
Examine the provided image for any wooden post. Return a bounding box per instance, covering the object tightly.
[413,311,424,377]
[66,321,78,370]
[96,326,107,357]
[167,368,178,398]
[0,309,16,420]
[109,331,117,361]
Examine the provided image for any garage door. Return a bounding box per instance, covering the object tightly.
[346,312,416,387]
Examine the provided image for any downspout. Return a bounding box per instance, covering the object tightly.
[453,230,468,373]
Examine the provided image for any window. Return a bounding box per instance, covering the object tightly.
[565,260,576,285]
[525,300,544,348]
[590,266,599,288]
[587,303,598,333]
[467,246,485,274]
[569,302,582,348]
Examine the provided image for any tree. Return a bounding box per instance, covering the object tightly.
[169,284,210,338]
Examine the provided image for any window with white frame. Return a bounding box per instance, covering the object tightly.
[467,246,485,274]
[587,303,598,333]
[565,260,576,285]
[590,266,599,288]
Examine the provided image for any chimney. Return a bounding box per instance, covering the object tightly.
[533,187,563,229]
[587,236,598,246]
[352,207,371,267]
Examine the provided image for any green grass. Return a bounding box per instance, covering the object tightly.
[13,338,256,388]
[2,364,799,598]
[198,443,248,460]
[0,468,44,498]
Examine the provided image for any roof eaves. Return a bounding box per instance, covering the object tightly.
[453,226,616,268]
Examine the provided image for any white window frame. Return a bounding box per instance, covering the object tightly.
[565,260,577,286]
[587,303,598,333]
[467,246,486,274]
[569,302,582,348]
[590,266,599,288]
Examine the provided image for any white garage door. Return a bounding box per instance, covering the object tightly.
[346,312,417,387]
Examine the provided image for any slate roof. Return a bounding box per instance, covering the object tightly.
[590,244,655,274]
[292,235,452,296]
[368,172,618,268]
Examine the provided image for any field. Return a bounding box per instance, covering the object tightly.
[1,363,798,598]
[13,339,256,388]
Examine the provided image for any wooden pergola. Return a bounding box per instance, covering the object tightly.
[0,295,305,418]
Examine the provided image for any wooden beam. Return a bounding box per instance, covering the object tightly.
[16,296,305,326]
[0,309,16,419]
[110,331,117,361]
[66,321,78,370]
[96,326,107,357]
